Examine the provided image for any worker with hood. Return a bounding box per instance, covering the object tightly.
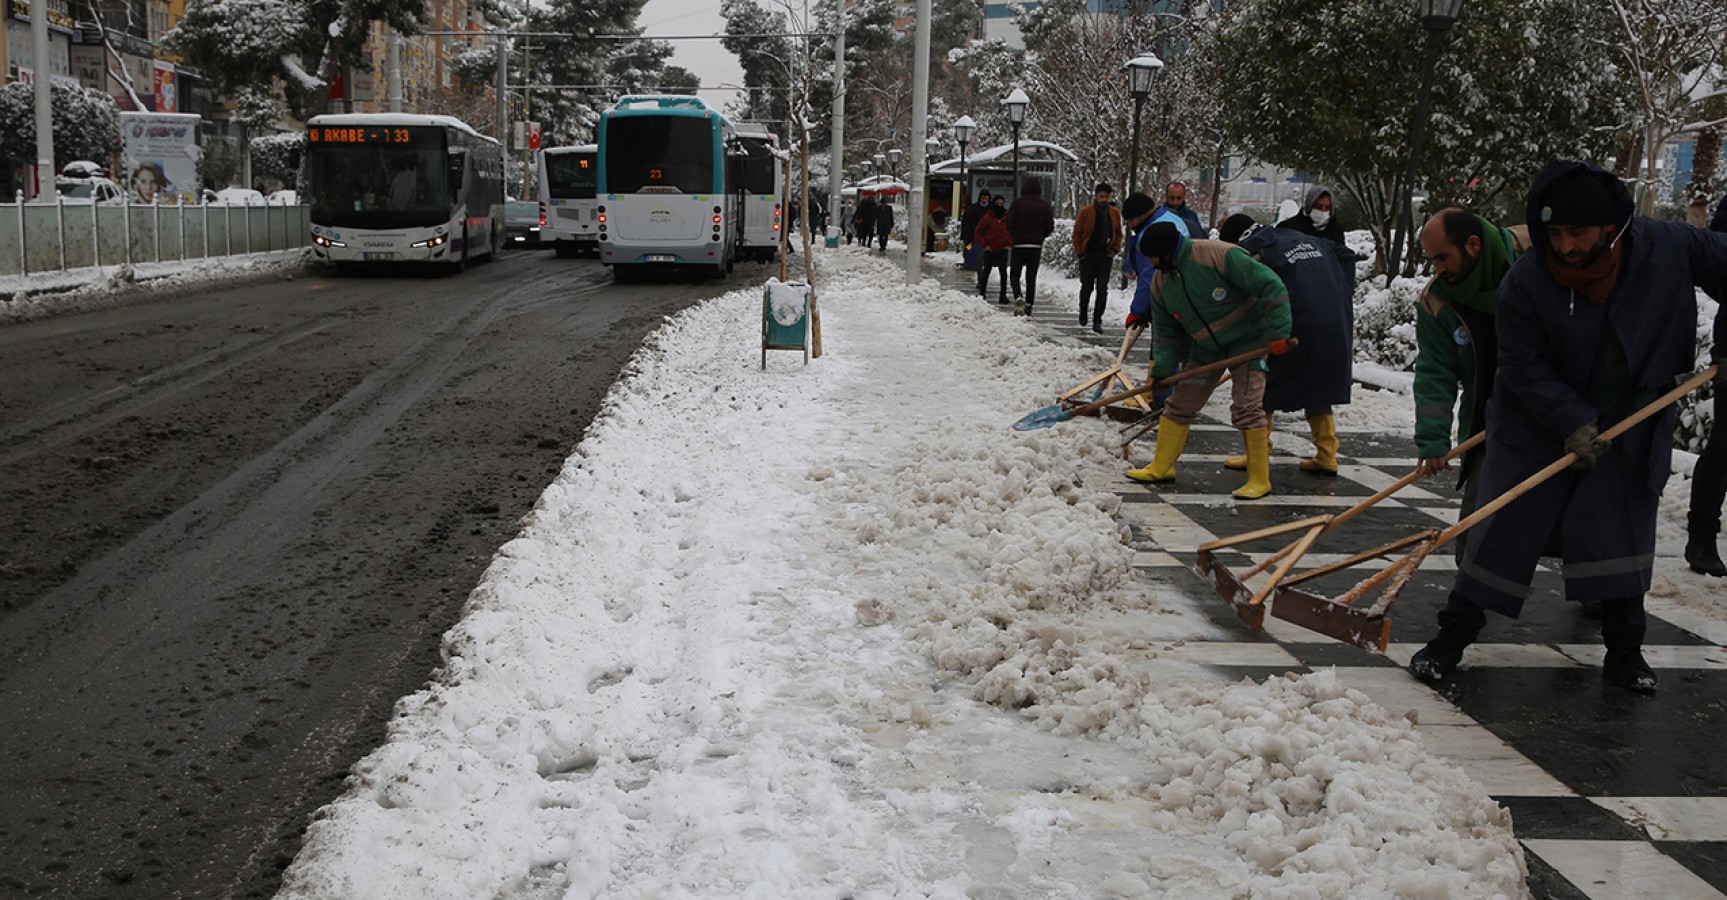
[1409,161,1727,695]
[1283,184,1346,244]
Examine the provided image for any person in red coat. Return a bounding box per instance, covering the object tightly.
[974,196,1011,303]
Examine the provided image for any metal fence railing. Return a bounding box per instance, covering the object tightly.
[0,193,311,278]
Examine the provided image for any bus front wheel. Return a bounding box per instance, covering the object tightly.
[447,231,468,275]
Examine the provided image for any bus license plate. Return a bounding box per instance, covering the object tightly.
[364,251,400,261]
[644,255,677,262]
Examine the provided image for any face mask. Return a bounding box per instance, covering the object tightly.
[1310,209,1331,228]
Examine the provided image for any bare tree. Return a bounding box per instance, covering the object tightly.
[1605,0,1727,213]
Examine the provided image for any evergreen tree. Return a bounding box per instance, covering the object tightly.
[0,81,121,173]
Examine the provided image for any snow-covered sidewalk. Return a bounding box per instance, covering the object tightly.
[0,250,308,324]
[279,251,1527,898]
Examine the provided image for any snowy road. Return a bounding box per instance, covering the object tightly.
[0,251,739,898]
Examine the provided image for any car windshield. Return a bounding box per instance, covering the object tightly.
[506,201,539,222]
[57,182,96,199]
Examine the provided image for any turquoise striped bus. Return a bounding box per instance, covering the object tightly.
[596,95,741,282]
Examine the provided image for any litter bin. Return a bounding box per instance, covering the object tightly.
[824,225,840,249]
[763,278,811,367]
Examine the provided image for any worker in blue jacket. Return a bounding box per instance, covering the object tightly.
[1411,161,1727,695]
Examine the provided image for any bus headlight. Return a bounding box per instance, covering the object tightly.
[411,234,448,248]
[312,234,346,248]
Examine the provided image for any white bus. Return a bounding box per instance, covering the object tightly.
[596,95,741,282]
[538,143,599,257]
[305,113,505,273]
[731,126,782,262]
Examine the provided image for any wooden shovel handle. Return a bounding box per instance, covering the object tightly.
[1064,339,1296,419]
[1435,365,1717,549]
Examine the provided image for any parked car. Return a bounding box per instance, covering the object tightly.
[54,177,124,204]
[203,187,266,206]
[505,199,545,248]
[59,160,109,180]
[266,190,299,205]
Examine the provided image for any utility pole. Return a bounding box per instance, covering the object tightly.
[826,0,846,248]
[522,37,533,197]
[904,0,931,285]
[386,28,403,113]
[31,0,52,198]
[496,36,509,151]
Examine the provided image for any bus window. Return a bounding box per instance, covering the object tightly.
[605,117,714,193]
[545,153,596,199]
[309,144,451,227]
[738,146,776,195]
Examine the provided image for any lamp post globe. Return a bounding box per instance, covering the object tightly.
[887,147,902,185]
[1124,53,1163,195]
[1002,88,1030,198]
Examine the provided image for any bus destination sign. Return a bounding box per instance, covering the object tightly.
[308,126,433,146]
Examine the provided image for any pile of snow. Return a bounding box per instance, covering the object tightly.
[278,252,1526,898]
[0,249,308,325]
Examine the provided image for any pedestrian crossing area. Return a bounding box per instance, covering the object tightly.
[921,254,1727,898]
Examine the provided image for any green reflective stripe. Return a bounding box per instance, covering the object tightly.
[1563,554,1656,579]
[1460,558,1534,600]
[1416,403,1456,419]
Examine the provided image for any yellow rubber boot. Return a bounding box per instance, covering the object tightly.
[1224,420,1267,470]
[1233,427,1273,499]
[1298,414,1340,476]
[1127,418,1190,483]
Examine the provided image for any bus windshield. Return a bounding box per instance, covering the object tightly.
[605,117,715,194]
[545,152,596,199]
[308,136,452,228]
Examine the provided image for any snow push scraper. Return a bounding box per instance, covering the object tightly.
[1012,339,1295,432]
[1195,366,1717,652]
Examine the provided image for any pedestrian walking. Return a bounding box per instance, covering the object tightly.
[1072,183,1123,333]
[875,199,895,253]
[1217,214,1357,477]
[975,196,1011,303]
[960,190,992,270]
[1685,191,1727,575]
[1154,181,1205,239]
[1122,221,1292,499]
[1408,208,1531,561]
[1004,176,1055,316]
[841,199,856,245]
[855,195,878,249]
[1283,185,1346,245]
[1409,161,1727,695]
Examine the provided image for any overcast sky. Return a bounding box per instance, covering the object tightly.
[637,0,746,101]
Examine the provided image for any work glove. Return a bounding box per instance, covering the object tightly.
[1125,313,1143,331]
[1565,421,1610,469]
[1269,338,1292,356]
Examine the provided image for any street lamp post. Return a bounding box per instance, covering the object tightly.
[1124,54,1164,197]
[1002,88,1030,199]
[1388,0,1465,284]
[888,147,903,185]
[872,152,886,190]
[953,115,976,203]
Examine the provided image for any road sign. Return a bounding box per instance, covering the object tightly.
[527,122,541,151]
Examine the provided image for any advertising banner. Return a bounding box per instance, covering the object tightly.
[120,111,201,203]
[152,59,176,112]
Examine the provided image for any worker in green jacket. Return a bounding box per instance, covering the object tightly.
[1413,209,1529,547]
[1124,221,1292,499]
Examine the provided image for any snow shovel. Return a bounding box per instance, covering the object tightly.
[1194,432,1485,632]
[1273,366,1718,653]
[1118,370,1234,458]
[1058,326,1150,416]
[1012,340,1295,431]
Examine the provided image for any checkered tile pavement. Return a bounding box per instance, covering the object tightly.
[922,254,1727,898]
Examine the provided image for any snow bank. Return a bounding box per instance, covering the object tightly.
[279,251,1526,899]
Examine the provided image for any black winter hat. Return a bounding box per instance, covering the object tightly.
[978,189,992,199]
[1138,221,1182,261]
[1121,192,1156,222]
[1093,182,1113,195]
[1539,172,1617,227]
[1219,213,1260,245]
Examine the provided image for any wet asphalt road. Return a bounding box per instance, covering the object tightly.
[0,250,742,897]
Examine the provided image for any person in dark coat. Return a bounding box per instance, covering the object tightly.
[1410,161,1727,695]
[854,195,878,249]
[1003,175,1055,315]
[874,198,895,252]
[1153,181,1205,239]
[1283,184,1347,245]
[1218,214,1356,476]
[1686,193,1727,576]
[959,190,992,270]
[1072,182,1123,333]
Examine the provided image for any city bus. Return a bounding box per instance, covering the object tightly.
[596,95,740,281]
[731,125,782,262]
[537,143,599,257]
[304,113,505,273]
